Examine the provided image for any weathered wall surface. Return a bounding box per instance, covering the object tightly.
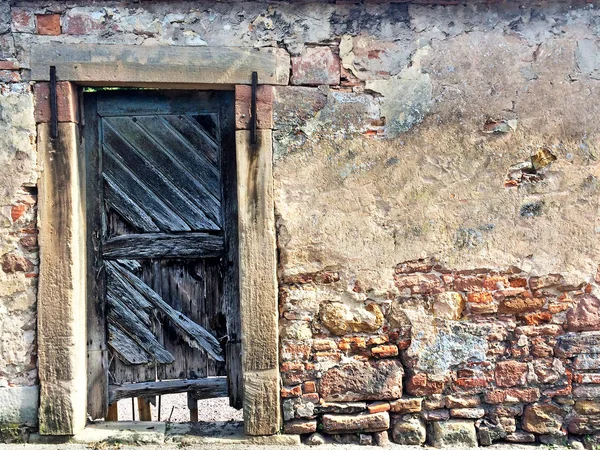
[1,0,600,446]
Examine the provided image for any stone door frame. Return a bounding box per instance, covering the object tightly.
[32,44,286,436]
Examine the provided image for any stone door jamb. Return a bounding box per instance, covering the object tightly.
[32,44,288,436]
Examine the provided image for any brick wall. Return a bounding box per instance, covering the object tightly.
[2,1,600,446]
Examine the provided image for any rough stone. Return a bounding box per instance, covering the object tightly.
[568,416,600,434]
[319,301,383,336]
[319,359,403,401]
[450,408,486,419]
[495,360,528,387]
[305,432,326,446]
[429,420,478,448]
[574,400,600,415]
[555,332,600,357]
[391,416,426,445]
[36,14,61,35]
[504,431,536,443]
[476,420,507,446]
[402,315,488,374]
[373,430,390,447]
[484,388,540,404]
[322,411,389,434]
[522,402,566,435]
[284,419,317,434]
[291,47,340,86]
[315,401,366,414]
[567,295,600,331]
[433,292,465,320]
[0,386,38,426]
[389,397,423,413]
[422,409,450,421]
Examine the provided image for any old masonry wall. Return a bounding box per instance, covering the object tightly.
[2,0,600,446]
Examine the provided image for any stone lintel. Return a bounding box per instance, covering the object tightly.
[30,44,290,86]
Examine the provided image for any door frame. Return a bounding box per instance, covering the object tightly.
[34,44,285,436]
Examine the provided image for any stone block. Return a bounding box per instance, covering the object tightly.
[429,420,478,448]
[504,431,536,443]
[567,295,600,331]
[284,419,317,434]
[555,332,600,357]
[573,354,600,370]
[373,430,390,447]
[319,301,383,336]
[235,85,274,130]
[11,9,35,33]
[573,384,600,399]
[36,14,61,35]
[522,403,566,435]
[305,432,326,445]
[446,395,480,409]
[322,411,389,433]
[422,409,450,421]
[291,47,340,86]
[433,292,465,320]
[476,420,507,446]
[315,401,366,414]
[33,82,78,123]
[484,387,540,404]
[495,360,528,387]
[450,408,486,419]
[0,386,38,426]
[391,416,426,445]
[574,400,600,415]
[319,359,403,401]
[389,397,423,413]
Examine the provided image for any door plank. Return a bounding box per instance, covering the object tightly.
[103,233,224,260]
[103,149,191,232]
[108,323,151,365]
[110,262,224,361]
[104,175,160,232]
[109,377,228,403]
[107,292,175,364]
[103,119,219,231]
[163,115,220,166]
[135,116,223,219]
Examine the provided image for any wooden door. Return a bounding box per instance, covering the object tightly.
[83,90,241,419]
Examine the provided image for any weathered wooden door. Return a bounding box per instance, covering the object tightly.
[83,90,241,419]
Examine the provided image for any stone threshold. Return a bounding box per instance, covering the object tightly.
[29,421,300,445]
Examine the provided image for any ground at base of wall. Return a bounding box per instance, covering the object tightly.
[0,443,583,450]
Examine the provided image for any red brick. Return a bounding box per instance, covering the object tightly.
[499,295,544,314]
[313,339,336,351]
[367,401,391,413]
[11,204,29,222]
[367,335,388,346]
[303,381,316,394]
[395,258,436,274]
[291,46,340,86]
[11,9,36,33]
[483,275,509,290]
[36,14,61,35]
[484,388,540,404]
[34,82,78,123]
[281,385,302,398]
[371,344,398,358]
[394,273,443,294]
[509,277,528,288]
[0,70,20,83]
[235,85,273,130]
[281,362,304,372]
[405,373,446,396]
[522,312,552,325]
[495,361,528,387]
[467,292,493,303]
[0,61,19,70]
[302,393,320,404]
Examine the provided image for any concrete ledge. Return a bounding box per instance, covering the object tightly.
[72,422,166,444]
[30,44,290,85]
[165,422,300,445]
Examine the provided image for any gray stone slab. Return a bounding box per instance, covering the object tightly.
[0,386,39,426]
